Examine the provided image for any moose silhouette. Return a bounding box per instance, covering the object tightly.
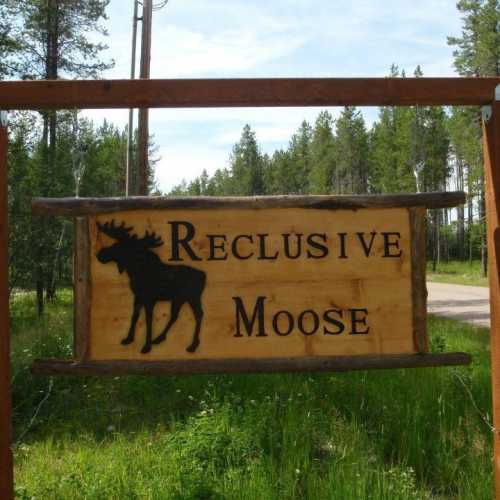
[96,220,206,354]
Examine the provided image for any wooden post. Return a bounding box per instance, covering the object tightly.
[0,111,13,499]
[483,86,500,498]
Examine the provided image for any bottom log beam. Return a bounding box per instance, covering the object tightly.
[31,353,471,376]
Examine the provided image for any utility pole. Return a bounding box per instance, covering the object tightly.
[125,0,139,197]
[138,0,153,196]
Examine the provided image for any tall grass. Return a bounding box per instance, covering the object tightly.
[427,260,488,287]
[11,291,493,499]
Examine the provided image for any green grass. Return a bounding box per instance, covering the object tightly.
[427,260,488,287]
[11,291,494,499]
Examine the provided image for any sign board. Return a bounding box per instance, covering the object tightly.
[74,203,428,362]
[31,193,471,374]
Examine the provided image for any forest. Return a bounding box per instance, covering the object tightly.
[0,0,499,317]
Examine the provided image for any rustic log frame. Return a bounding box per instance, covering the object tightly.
[74,217,91,361]
[31,353,471,376]
[1,77,498,500]
[410,207,428,353]
[32,191,465,215]
[55,200,445,371]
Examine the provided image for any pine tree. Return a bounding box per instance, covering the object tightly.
[334,107,369,194]
[0,2,20,77]
[448,0,500,77]
[308,111,336,194]
[447,0,499,271]
[370,105,417,194]
[287,121,313,194]
[229,125,265,195]
[266,150,295,194]
[12,0,113,310]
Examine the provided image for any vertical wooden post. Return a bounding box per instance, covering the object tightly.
[0,111,13,499]
[483,86,500,499]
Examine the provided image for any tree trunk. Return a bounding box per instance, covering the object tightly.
[443,208,450,262]
[480,171,487,277]
[432,210,438,272]
[35,228,45,317]
[36,275,44,317]
[436,209,441,267]
[38,0,59,305]
[468,187,474,265]
[457,158,465,260]
[47,224,65,300]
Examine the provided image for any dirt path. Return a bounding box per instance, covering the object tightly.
[427,281,490,327]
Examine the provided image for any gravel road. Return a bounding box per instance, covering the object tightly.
[427,281,490,327]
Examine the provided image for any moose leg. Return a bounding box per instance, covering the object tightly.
[141,302,154,354]
[122,298,142,345]
[152,300,182,345]
[186,298,203,353]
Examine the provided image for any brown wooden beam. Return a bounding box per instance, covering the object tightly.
[0,78,499,110]
[483,93,500,499]
[73,218,91,362]
[31,191,466,216]
[0,114,13,499]
[31,352,472,376]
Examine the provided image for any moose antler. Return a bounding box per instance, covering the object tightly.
[97,220,133,241]
[139,230,164,249]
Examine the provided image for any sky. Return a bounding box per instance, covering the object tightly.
[84,0,464,192]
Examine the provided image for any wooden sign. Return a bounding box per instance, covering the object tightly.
[31,193,470,374]
[88,206,423,360]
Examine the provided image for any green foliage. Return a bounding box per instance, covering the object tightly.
[229,124,267,195]
[15,0,113,80]
[334,107,369,194]
[427,259,489,286]
[308,111,336,194]
[11,294,493,498]
[7,112,136,293]
[448,0,500,77]
[0,2,21,78]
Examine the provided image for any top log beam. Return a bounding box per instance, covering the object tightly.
[32,192,466,216]
[0,78,500,110]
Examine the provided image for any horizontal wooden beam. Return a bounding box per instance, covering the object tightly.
[31,353,472,376]
[0,78,499,110]
[32,192,466,216]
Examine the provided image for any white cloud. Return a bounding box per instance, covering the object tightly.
[150,25,308,78]
[155,146,229,191]
[83,0,465,193]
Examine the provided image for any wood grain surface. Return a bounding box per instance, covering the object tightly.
[32,191,466,216]
[31,352,471,376]
[1,78,500,110]
[483,100,500,498]
[84,207,425,361]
